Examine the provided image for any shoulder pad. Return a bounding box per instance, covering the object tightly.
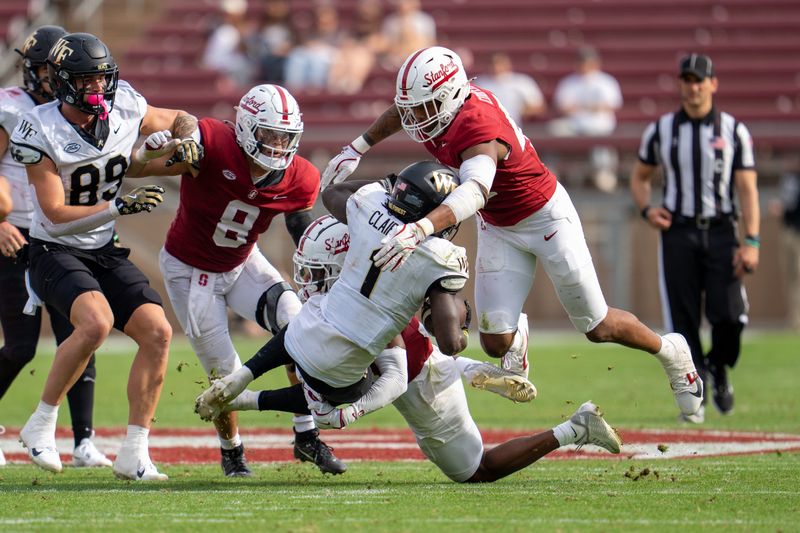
[437,275,467,292]
[9,142,43,164]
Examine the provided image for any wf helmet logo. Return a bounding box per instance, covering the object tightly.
[21,34,37,54]
[50,38,74,65]
[431,171,457,194]
[424,59,459,90]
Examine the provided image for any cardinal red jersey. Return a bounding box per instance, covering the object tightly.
[401,316,434,382]
[423,84,557,227]
[165,118,319,272]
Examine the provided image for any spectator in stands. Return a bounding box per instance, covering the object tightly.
[202,0,256,88]
[253,0,293,84]
[630,53,759,423]
[381,0,436,69]
[478,53,546,127]
[327,0,387,94]
[770,166,800,331]
[550,46,622,192]
[284,1,340,91]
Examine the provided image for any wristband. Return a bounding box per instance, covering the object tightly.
[108,198,121,218]
[743,234,760,248]
[351,134,372,154]
[417,217,435,237]
[640,205,651,220]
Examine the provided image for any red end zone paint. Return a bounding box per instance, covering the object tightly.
[2,427,799,464]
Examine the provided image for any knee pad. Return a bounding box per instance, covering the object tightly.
[255,282,298,335]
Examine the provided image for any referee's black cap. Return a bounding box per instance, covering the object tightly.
[679,54,715,80]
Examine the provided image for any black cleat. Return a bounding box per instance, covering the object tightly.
[709,364,734,414]
[293,429,347,475]
[220,444,253,477]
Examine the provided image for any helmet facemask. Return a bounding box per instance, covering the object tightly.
[292,214,349,302]
[292,253,342,302]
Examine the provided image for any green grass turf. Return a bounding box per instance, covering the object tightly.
[2,331,799,432]
[1,456,798,532]
[1,332,799,531]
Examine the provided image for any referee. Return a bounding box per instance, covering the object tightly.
[630,53,760,423]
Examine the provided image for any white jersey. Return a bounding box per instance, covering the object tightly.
[286,182,469,386]
[0,86,37,228]
[9,81,147,248]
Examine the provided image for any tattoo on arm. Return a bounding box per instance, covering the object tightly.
[366,106,402,144]
[172,114,198,139]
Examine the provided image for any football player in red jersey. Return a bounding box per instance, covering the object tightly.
[128,84,346,476]
[321,46,704,420]
[225,215,621,482]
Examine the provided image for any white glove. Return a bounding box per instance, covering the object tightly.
[113,185,165,215]
[132,130,180,164]
[302,383,359,430]
[320,136,371,190]
[372,218,434,272]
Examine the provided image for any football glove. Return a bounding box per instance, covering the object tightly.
[302,383,359,430]
[165,138,204,168]
[320,138,369,190]
[372,219,434,272]
[113,185,165,215]
[132,130,180,164]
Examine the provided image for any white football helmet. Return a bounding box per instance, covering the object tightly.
[293,214,350,302]
[235,84,303,174]
[394,46,470,143]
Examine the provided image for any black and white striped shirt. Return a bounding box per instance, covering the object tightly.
[638,107,755,218]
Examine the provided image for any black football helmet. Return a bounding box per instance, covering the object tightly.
[14,25,68,99]
[386,160,461,239]
[47,32,119,115]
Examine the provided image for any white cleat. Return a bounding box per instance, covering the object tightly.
[660,333,704,416]
[73,435,113,467]
[679,404,705,424]
[501,313,529,378]
[569,401,623,454]
[19,415,62,473]
[466,362,537,403]
[195,369,253,421]
[113,447,168,481]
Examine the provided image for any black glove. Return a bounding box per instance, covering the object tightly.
[165,138,204,169]
[114,185,165,215]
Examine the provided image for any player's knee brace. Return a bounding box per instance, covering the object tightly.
[255,282,300,335]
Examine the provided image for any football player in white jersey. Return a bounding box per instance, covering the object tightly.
[230,215,622,481]
[9,32,201,480]
[195,162,471,429]
[0,26,112,469]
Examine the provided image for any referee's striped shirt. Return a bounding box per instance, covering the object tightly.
[637,106,755,218]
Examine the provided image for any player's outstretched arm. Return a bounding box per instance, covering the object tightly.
[128,108,201,177]
[321,179,374,223]
[320,104,403,190]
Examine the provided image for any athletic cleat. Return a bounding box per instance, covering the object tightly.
[659,333,704,416]
[466,362,537,403]
[113,447,168,481]
[679,404,705,424]
[0,426,6,466]
[501,313,529,378]
[195,372,250,422]
[19,414,62,473]
[293,429,347,475]
[73,435,113,467]
[709,364,734,415]
[220,444,252,477]
[569,401,623,454]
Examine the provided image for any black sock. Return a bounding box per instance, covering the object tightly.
[244,326,294,379]
[67,356,96,447]
[257,383,309,414]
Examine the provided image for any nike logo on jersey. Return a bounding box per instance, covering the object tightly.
[223,169,237,180]
[544,230,558,241]
[113,124,121,134]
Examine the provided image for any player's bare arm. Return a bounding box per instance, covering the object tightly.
[630,160,672,230]
[29,157,114,223]
[322,179,375,223]
[285,209,315,246]
[425,287,469,355]
[0,176,11,222]
[733,168,760,276]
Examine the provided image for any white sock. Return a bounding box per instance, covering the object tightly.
[219,433,242,450]
[35,400,59,422]
[552,420,586,447]
[293,415,315,433]
[228,389,260,411]
[507,328,524,354]
[123,424,149,451]
[653,336,671,365]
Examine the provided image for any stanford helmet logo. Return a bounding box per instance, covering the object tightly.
[423,59,459,89]
[240,96,265,115]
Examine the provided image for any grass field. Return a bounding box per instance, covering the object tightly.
[1,331,799,531]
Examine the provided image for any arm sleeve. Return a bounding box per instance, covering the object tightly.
[349,346,408,417]
[40,202,118,237]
